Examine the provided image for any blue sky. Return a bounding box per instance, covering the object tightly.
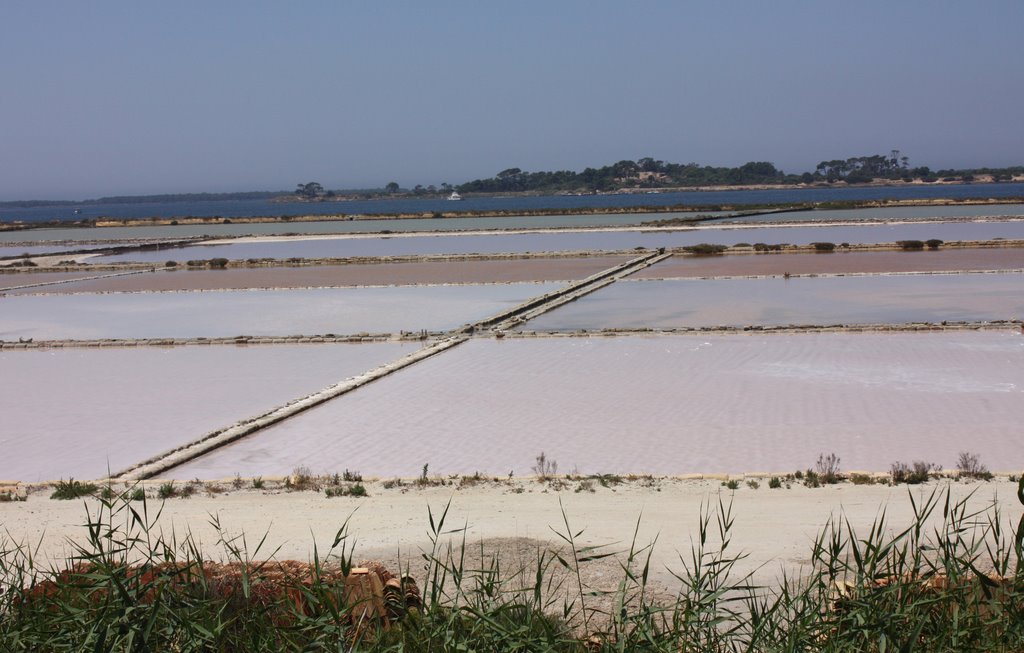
[1,1,1021,199]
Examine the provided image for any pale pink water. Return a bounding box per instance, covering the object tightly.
[169,332,1024,479]
[0,343,417,481]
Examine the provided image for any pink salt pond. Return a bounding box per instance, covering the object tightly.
[167,331,1024,479]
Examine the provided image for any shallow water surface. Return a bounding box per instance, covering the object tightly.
[0,343,418,481]
[92,220,1024,262]
[166,332,1024,478]
[523,273,1024,330]
[0,283,561,340]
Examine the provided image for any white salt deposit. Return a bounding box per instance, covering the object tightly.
[0,283,561,341]
[167,331,1024,479]
[0,343,417,481]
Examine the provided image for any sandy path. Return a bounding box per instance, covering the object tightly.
[1,480,1018,589]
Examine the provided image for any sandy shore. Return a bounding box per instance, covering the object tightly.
[1,479,1018,589]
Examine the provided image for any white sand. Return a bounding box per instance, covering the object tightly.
[1,479,1019,588]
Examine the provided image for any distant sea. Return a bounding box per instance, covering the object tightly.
[4,183,1024,224]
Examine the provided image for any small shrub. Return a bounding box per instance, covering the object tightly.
[251,476,264,489]
[325,483,368,498]
[129,487,145,501]
[383,478,404,489]
[733,242,751,248]
[287,466,318,491]
[683,243,727,256]
[51,479,98,500]
[745,479,760,490]
[232,474,244,489]
[849,473,877,485]
[593,473,623,488]
[891,460,939,485]
[459,472,484,487]
[897,240,925,250]
[768,476,782,489]
[157,482,177,499]
[802,471,821,488]
[347,482,368,497]
[209,257,229,269]
[810,242,835,252]
[723,479,740,490]
[164,260,178,268]
[342,469,362,482]
[926,239,944,249]
[815,453,842,484]
[531,452,558,481]
[956,451,993,481]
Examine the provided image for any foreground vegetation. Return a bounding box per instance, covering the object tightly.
[1,479,1022,651]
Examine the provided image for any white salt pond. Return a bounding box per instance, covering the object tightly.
[167,332,1024,479]
[0,343,418,482]
[91,220,1024,263]
[522,273,1024,330]
[0,283,561,341]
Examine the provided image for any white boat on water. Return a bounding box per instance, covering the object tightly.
[447,191,463,201]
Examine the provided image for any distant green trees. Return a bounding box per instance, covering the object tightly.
[457,158,795,194]
[295,182,324,198]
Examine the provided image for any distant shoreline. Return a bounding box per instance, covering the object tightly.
[3,195,1024,234]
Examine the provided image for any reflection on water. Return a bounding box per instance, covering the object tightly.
[0,283,562,341]
[0,343,418,481]
[91,220,1024,263]
[522,273,1024,330]
[167,332,1024,478]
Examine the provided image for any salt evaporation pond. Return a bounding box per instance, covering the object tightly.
[0,342,418,481]
[91,220,1024,262]
[166,332,1024,479]
[0,212,735,244]
[0,283,561,341]
[715,203,1024,224]
[6,202,1021,246]
[522,273,1024,330]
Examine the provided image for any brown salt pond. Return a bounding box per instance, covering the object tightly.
[11,256,631,294]
[0,342,419,482]
[632,247,1024,279]
[0,271,116,293]
[166,332,1024,479]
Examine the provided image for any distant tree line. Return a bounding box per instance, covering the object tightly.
[455,152,1023,194]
